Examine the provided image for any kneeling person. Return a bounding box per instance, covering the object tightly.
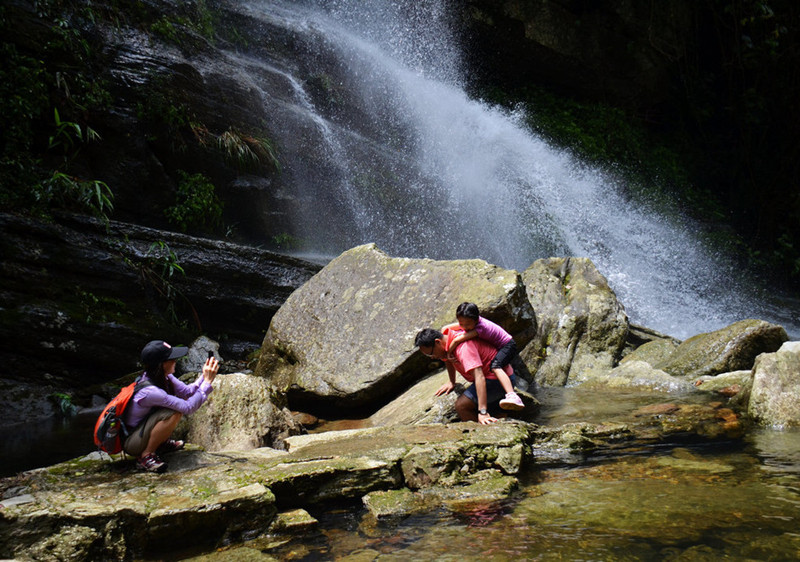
[415,327,517,425]
[123,340,218,473]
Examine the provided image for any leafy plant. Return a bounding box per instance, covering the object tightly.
[217,128,280,172]
[49,392,77,417]
[151,16,181,45]
[48,108,101,153]
[272,232,302,251]
[164,171,223,233]
[138,241,199,328]
[37,171,114,222]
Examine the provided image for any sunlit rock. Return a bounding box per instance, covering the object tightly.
[748,341,800,427]
[179,372,305,451]
[520,257,629,386]
[580,360,695,394]
[255,244,536,411]
[693,370,753,409]
[620,338,680,366]
[368,370,540,427]
[655,319,788,379]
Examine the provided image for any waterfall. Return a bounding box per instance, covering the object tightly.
[236,0,797,340]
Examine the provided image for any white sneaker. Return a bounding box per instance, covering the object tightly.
[499,391,525,411]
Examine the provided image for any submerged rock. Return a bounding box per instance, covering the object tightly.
[0,391,751,560]
[693,370,753,409]
[580,360,696,394]
[0,422,534,560]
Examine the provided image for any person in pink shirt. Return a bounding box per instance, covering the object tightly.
[122,340,219,473]
[414,326,518,425]
[442,302,525,411]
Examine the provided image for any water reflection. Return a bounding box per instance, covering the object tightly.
[237,438,800,561]
[204,391,800,561]
[0,411,97,477]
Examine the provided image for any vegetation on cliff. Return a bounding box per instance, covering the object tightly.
[462,0,800,287]
[2,0,798,286]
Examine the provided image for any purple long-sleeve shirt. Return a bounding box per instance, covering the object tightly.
[475,317,513,348]
[123,372,213,428]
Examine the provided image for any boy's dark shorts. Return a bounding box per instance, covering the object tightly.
[463,374,518,407]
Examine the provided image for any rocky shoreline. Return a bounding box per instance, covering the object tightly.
[2,243,799,560]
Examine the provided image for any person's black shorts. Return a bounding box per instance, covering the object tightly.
[490,340,518,370]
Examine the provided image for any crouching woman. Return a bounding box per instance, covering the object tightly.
[123,340,219,473]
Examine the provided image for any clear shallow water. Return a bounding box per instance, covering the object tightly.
[182,432,800,561]
[175,388,800,561]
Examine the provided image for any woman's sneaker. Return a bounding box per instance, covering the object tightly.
[137,452,167,473]
[156,439,185,455]
[499,391,525,411]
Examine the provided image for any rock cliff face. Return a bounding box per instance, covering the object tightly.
[0,211,319,426]
[456,0,694,106]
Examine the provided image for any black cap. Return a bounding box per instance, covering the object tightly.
[141,340,188,366]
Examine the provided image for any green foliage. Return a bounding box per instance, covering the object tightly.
[77,290,129,324]
[149,0,216,46]
[482,85,708,216]
[37,172,114,221]
[139,241,190,327]
[681,0,800,284]
[216,128,281,172]
[0,3,113,220]
[49,108,101,153]
[164,171,223,233]
[272,233,302,251]
[151,16,181,44]
[49,392,77,417]
[136,91,193,149]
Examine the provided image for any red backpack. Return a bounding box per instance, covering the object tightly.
[93,377,151,455]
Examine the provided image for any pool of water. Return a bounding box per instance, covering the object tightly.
[191,428,800,561]
[0,410,98,477]
[8,387,800,561]
[175,387,800,561]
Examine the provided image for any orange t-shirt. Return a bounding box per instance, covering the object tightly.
[442,327,513,382]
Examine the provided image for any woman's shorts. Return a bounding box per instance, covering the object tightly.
[123,407,177,457]
[462,374,518,408]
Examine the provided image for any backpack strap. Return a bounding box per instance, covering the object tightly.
[133,375,153,395]
[119,376,154,438]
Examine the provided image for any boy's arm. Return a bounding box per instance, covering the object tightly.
[435,362,458,396]
[447,329,477,352]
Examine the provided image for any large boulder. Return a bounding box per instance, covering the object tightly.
[178,373,305,451]
[654,319,788,379]
[579,360,695,394]
[519,257,629,386]
[255,244,537,413]
[748,342,800,427]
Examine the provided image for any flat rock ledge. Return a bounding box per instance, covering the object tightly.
[0,409,742,560]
